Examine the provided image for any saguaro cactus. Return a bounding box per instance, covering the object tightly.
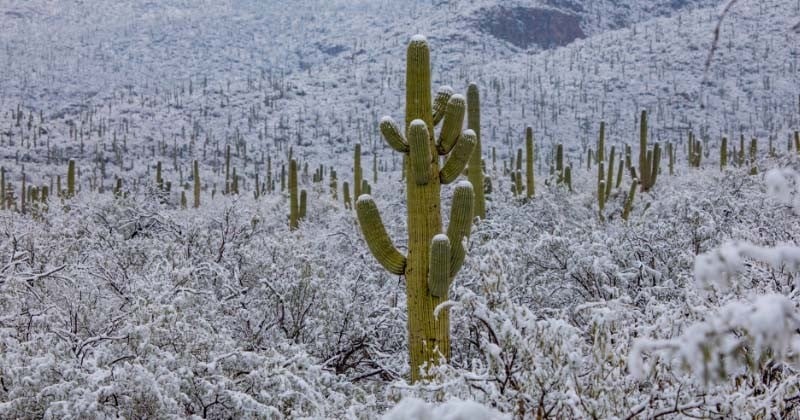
[525,127,534,198]
[193,160,200,208]
[357,36,475,382]
[289,159,299,230]
[67,159,76,198]
[467,84,485,219]
[354,143,362,199]
[638,112,650,191]
[720,137,728,170]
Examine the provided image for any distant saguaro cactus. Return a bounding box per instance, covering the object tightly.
[193,160,200,208]
[289,159,299,230]
[357,36,475,382]
[67,159,76,198]
[525,127,534,198]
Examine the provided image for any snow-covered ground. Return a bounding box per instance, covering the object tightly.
[1,0,800,418]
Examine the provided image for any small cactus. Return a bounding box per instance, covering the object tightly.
[622,179,638,221]
[193,160,200,208]
[525,127,534,198]
[67,159,76,198]
[289,159,299,230]
[720,137,728,170]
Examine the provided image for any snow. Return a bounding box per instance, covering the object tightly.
[383,397,506,420]
[1,0,800,417]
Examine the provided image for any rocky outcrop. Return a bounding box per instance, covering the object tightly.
[479,6,585,49]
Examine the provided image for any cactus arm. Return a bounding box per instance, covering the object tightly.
[432,86,454,126]
[406,36,433,130]
[356,195,407,275]
[439,130,476,184]
[622,179,638,221]
[436,94,466,155]
[605,146,615,200]
[650,143,661,188]
[380,117,410,153]
[446,181,474,277]
[467,84,486,218]
[428,234,451,298]
[408,120,432,185]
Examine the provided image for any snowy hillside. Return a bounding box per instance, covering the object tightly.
[1,0,800,418]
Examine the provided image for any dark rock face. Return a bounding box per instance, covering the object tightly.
[479,6,586,49]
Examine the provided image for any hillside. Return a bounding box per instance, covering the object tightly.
[1,0,800,418]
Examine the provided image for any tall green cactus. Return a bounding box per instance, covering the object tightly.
[597,161,606,216]
[525,127,534,198]
[1,167,5,210]
[193,160,200,208]
[156,161,163,190]
[638,111,650,191]
[289,159,299,230]
[720,137,728,170]
[467,84,485,219]
[299,190,307,220]
[354,143,362,199]
[597,122,606,194]
[795,131,799,153]
[555,144,564,184]
[67,159,76,198]
[356,36,475,382]
[668,142,674,176]
[225,144,231,194]
[343,181,352,210]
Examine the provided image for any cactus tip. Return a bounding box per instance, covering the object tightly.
[356,194,373,204]
[455,180,474,191]
[437,85,454,94]
[410,34,427,43]
[433,233,449,243]
[410,119,427,128]
[449,93,465,102]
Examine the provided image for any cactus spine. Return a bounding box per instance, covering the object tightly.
[355,36,475,382]
[467,84,485,219]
